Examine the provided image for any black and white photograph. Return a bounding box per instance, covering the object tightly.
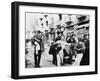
[11,1,97,79]
[25,13,90,68]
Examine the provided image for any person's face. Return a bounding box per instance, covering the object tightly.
[84,35,89,39]
[59,33,62,36]
[73,35,76,38]
[51,42,54,45]
[86,35,89,39]
[78,42,81,44]
[65,45,69,49]
[58,44,61,47]
[37,32,41,35]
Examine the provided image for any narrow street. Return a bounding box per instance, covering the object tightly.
[26,43,83,68]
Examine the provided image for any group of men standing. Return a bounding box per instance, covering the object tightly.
[48,32,89,66]
[25,28,89,68]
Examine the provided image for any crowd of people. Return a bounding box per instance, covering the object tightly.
[25,26,89,68]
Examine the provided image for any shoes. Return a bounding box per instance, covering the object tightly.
[52,62,57,65]
[34,65,41,68]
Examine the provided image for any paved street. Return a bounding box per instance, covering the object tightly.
[26,44,57,68]
[26,43,83,68]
